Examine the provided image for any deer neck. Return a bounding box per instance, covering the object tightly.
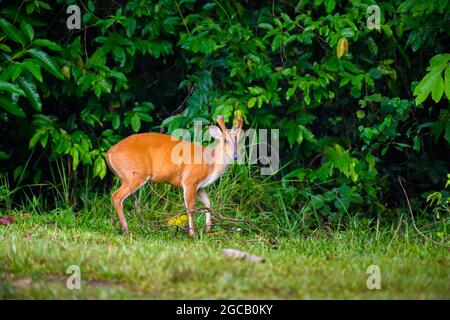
[199,143,231,188]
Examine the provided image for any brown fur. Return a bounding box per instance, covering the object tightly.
[106,117,243,237]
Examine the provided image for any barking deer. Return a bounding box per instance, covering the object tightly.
[106,115,243,237]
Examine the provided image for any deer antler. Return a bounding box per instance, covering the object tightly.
[234,116,243,129]
[216,115,228,134]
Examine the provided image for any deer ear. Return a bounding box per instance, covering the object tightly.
[209,126,223,140]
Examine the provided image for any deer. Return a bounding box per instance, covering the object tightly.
[105,115,243,237]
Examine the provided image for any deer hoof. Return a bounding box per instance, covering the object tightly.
[189,229,197,237]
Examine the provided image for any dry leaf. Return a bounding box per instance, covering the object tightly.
[12,278,33,289]
[336,37,349,59]
[222,249,265,263]
[0,216,15,225]
[167,214,188,227]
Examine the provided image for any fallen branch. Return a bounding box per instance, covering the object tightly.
[398,176,450,250]
[222,249,265,263]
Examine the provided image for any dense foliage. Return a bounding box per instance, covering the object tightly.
[0,0,449,226]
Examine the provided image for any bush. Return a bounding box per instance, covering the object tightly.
[0,0,449,227]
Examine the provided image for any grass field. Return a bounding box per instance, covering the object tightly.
[0,209,449,299]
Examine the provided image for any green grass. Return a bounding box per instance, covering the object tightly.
[0,211,449,299]
[0,166,449,299]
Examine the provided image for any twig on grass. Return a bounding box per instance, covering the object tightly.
[397,176,449,250]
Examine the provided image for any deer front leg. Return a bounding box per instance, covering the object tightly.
[197,188,213,233]
[183,183,198,237]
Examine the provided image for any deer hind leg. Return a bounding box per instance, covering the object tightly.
[197,188,213,233]
[183,184,198,237]
[112,176,147,233]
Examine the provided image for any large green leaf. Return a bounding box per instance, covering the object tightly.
[414,54,450,104]
[18,77,42,112]
[431,75,444,102]
[27,48,64,80]
[414,70,441,104]
[429,54,450,68]
[0,18,26,46]
[20,20,34,42]
[0,97,26,117]
[22,59,43,82]
[33,39,62,51]
[0,81,25,95]
[445,66,450,100]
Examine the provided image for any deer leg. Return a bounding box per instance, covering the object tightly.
[183,184,198,237]
[112,177,146,233]
[197,188,213,233]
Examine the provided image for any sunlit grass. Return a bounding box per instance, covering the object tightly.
[0,165,449,299]
[0,211,448,299]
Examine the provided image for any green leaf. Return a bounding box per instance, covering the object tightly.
[40,132,48,147]
[22,59,43,82]
[33,39,62,51]
[18,77,42,112]
[0,151,9,159]
[37,1,51,10]
[414,70,441,105]
[356,110,366,119]
[445,66,450,100]
[203,3,216,10]
[429,54,450,68]
[258,23,273,30]
[71,148,80,170]
[413,135,421,152]
[112,46,126,67]
[131,113,141,132]
[368,68,381,79]
[0,81,25,95]
[431,75,444,102]
[137,112,153,122]
[324,0,336,13]
[126,18,136,37]
[93,156,103,177]
[297,129,303,144]
[299,124,316,143]
[381,24,393,37]
[100,158,107,179]
[366,36,378,56]
[287,125,297,146]
[11,64,24,82]
[0,18,26,46]
[93,156,107,179]
[0,97,26,117]
[20,20,34,41]
[0,43,12,53]
[27,48,64,80]
[29,130,43,148]
[247,97,257,108]
[271,34,283,51]
[112,113,120,129]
